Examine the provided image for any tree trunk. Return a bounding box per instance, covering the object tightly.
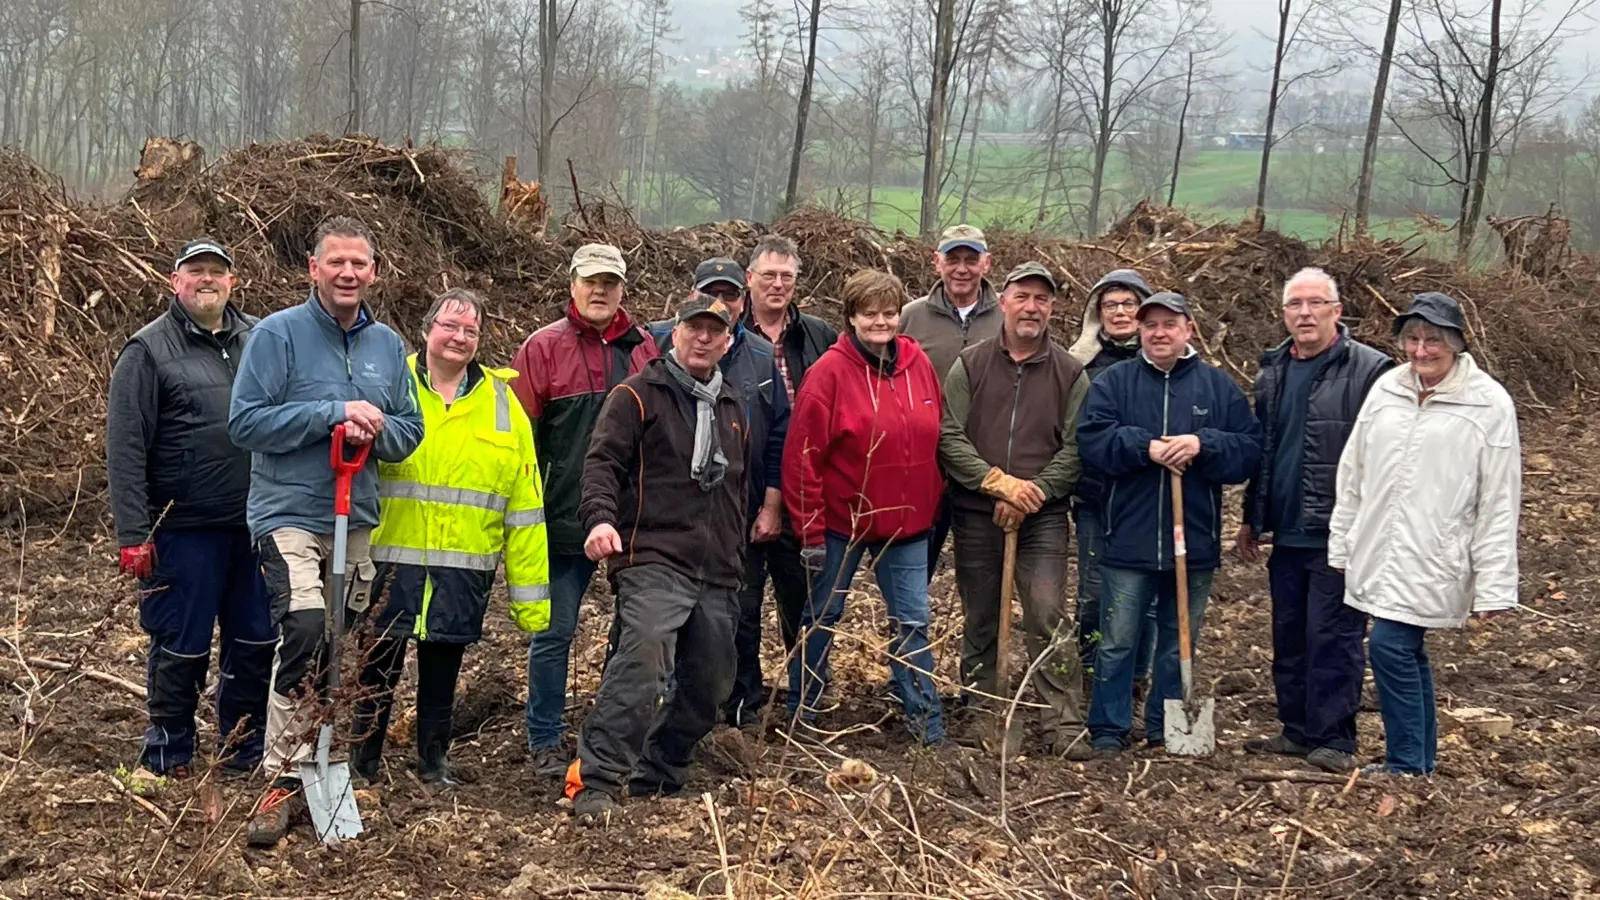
[864,93,880,222]
[784,0,824,212]
[919,0,958,239]
[958,41,995,222]
[1086,1,1117,238]
[537,0,556,186]
[1168,51,1194,207]
[349,0,362,133]
[1461,0,1502,257]
[1254,0,1291,227]
[1355,0,1401,235]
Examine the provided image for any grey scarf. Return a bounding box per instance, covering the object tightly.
[664,351,727,491]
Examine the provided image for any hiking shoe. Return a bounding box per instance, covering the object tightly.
[530,745,569,779]
[571,788,617,821]
[1090,741,1125,760]
[1244,734,1311,757]
[1052,730,1095,761]
[1307,747,1355,774]
[246,778,302,848]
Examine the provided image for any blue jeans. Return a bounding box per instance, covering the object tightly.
[1368,617,1437,775]
[525,552,599,749]
[1089,565,1213,747]
[787,534,945,744]
[1074,505,1155,678]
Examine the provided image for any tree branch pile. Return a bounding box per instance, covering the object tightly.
[0,138,1595,526]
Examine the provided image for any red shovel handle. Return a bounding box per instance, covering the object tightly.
[330,424,372,517]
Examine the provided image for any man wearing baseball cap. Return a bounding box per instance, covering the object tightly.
[107,238,275,782]
[939,262,1095,758]
[649,259,791,732]
[565,293,750,819]
[902,223,1003,582]
[511,242,659,778]
[1077,292,1263,756]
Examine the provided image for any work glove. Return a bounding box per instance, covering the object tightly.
[980,467,1046,514]
[119,543,156,580]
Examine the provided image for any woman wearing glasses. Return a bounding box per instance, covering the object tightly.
[1328,291,1522,776]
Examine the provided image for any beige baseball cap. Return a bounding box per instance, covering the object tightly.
[937,224,987,254]
[570,243,627,280]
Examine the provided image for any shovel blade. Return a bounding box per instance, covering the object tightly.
[1163,697,1216,757]
[299,759,363,844]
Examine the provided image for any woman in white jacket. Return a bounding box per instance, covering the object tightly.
[1327,292,1521,776]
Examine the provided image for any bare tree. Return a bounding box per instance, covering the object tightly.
[919,0,959,238]
[1253,0,1339,226]
[1354,0,1402,235]
[782,0,824,211]
[1168,50,1194,206]
[1068,0,1208,236]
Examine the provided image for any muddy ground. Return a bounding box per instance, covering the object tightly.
[1,411,1597,900]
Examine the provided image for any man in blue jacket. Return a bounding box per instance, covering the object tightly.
[229,216,425,847]
[647,258,789,731]
[1077,292,1263,756]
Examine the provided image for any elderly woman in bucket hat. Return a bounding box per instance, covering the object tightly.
[1327,291,1522,776]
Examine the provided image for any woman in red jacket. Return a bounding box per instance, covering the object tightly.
[782,269,946,745]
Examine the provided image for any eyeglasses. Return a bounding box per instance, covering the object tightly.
[754,271,796,284]
[1282,299,1338,311]
[1101,300,1140,313]
[702,286,743,300]
[434,322,480,340]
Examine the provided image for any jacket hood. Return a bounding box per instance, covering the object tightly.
[1069,270,1152,365]
[565,300,639,343]
[831,332,926,378]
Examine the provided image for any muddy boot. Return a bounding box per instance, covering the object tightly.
[416,713,459,787]
[246,777,303,848]
[350,700,389,785]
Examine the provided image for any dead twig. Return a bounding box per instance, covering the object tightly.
[105,771,173,827]
[25,657,146,698]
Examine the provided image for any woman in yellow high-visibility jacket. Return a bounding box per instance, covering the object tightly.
[358,288,550,787]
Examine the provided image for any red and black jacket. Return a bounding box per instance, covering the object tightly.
[511,302,659,555]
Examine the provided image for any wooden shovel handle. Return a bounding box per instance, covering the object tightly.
[997,528,1018,687]
[1171,471,1192,666]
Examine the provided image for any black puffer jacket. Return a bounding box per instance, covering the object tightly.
[107,300,258,544]
[1244,326,1395,536]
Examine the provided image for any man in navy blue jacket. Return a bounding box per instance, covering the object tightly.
[1077,292,1263,756]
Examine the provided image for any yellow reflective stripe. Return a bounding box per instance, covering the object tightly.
[381,480,509,513]
[416,574,434,641]
[371,545,499,571]
[504,508,546,528]
[493,378,511,433]
[509,583,552,602]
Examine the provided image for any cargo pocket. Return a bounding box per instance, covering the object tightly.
[346,557,377,615]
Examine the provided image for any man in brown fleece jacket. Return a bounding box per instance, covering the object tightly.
[939,262,1094,760]
[564,294,749,819]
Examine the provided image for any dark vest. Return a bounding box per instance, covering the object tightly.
[953,335,1084,513]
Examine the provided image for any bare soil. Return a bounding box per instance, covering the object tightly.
[1,410,1596,900]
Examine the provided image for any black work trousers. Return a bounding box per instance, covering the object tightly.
[576,564,737,798]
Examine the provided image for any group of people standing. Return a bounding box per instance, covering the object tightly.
[106,217,1522,844]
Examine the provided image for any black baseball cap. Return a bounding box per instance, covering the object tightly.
[173,238,232,271]
[693,257,746,293]
[1137,292,1191,319]
[1392,291,1466,338]
[676,293,734,326]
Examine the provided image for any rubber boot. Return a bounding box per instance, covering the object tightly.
[416,713,456,787]
[351,697,390,784]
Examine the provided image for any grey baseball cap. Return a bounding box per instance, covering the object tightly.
[937,224,987,254]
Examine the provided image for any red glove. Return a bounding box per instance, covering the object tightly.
[119,543,156,580]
